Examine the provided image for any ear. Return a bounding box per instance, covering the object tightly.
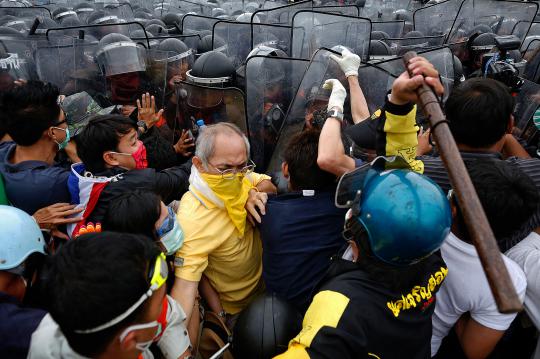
[507,115,515,134]
[103,151,120,167]
[118,330,137,352]
[348,240,360,263]
[46,127,57,141]
[281,162,289,179]
[192,156,204,171]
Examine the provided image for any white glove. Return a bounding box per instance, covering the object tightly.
[322,79,347,112]
[330,47,360,78]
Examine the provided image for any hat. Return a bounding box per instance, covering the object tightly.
[61,92,111,136]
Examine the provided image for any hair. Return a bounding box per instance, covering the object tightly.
[0,81,61,146]
[103,190,162,240]
[75,114,137,173]
[282,129,335,191]
[40,232,161,357]
[454,159,539,249]
[445,78,514,148]
[195,122,250,168]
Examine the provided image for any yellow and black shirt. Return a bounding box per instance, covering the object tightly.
[275,253,447,359]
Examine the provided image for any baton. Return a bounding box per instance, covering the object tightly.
[402,51,522,313]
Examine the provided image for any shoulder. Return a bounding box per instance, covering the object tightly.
[501,254,527,298]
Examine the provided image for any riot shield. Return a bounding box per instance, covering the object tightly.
[261,0,289,10]
[46,22,147,42]
[514,79,540,132]
[212,20,252,68]
[523,39,540,83]
[245,55,309,169]
[177,0,213,16]
[252,23,292,55]
[266,48,343,174]
[252,0,313,25]
[182,14,220,34]
[372,20,405,38]
[312,5,359,17]
[358,46,455,114]
[412,0,462,39]
[0,35,39,90]
[291,11,371,61]
[103,3,134,22]
[447,0,538,44]
[174,80,248,140]
[385,34,446,56]
[359,0,412,21]
[0,6,51,19]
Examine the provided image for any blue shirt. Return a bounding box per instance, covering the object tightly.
[0,291,46,359]
[259,190,347,312]
[0,142,70,214]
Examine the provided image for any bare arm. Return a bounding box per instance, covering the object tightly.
[170,277,199,334]
[256,179,277,194]
[455,315,505,359]
[348,76,370,124]
[317,117,356,177]
[502,134,531,159]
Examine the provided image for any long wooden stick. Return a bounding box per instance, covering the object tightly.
[403,51,522,313]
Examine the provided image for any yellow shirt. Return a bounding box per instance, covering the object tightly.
[175,172,270,314]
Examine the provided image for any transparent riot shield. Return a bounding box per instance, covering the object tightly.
[358,46,455,114]
[514,79,540,132]
[372,20,405,38]
[291,11,371,61]
[412,0,462,39]
[524,39,540,83]
[0,6,51,19]
[252,0,313,25]
[360,0,412,21]
[174,80,248,141]
[265,48,344,173]
[447,0,538,44]
[46,21,148,42]
[176,0,214,16]
[103,3,135,22]
[0,35,39,91]
[312,5,359,17]
[182,14,221,34]
[261,0,289,10]
[385,34,446,56]
[245,55,309,169]
[252,23,292,55]
[212,20,252,68]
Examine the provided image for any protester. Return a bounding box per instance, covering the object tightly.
[70,114,191,236]
[0,81,71,214]
[28,232,191,359]
[0,205,47,359]
[259,129,345,312]
[432,159,534,358]
[171,122,276,339]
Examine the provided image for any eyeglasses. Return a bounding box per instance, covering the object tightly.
[74,253,168,334]
[208,159,256,180]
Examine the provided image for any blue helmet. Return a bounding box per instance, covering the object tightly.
[0,205,46,270]
[349,169,451,266]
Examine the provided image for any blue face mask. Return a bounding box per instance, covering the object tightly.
[53,126,71,151]
[156,207,184,255]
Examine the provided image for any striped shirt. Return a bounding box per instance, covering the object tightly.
[420,152,540,251]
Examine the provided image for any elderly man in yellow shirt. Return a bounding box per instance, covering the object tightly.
[171,122,276,339]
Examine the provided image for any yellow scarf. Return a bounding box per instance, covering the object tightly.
[199,172,253,236]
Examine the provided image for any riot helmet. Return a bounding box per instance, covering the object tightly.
[197,34,226,56]
[96,33,146,77]
[211,7,227,18]
[161,12,182,33]
[145,18,167,28]
[236,12,260,23]
[32,17,58,35]
[233,294,303,359]
[371,30,389,42]
[130,29,160,48]
[369,40,392,58]
[53,7,78,22]
[146,23,167,36]
[0,15,28,33]
[87,10,123,26]
[158,38,194,84]
[467,24,493,38]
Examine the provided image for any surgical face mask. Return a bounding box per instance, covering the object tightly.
[156,207,184,255]
[119,320,162,352]
[52,126,70,151]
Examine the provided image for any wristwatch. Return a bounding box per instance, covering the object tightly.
[327,108,344,122]
[137,120,148,134]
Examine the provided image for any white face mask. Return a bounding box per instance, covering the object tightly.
[119,321,162,352]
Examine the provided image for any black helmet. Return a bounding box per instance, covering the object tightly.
[470,32,497,52]
[130,29,159,47]
[233,294,303,359]
[158,38,193,66]
[197,34,226,55]
[33,17,58,35]
[371,30,389,42]
[187,50,234,86]
[0,26,23,37]
[161,12,182,32]
[96,33,146,76]
[370,39,392,57]
[53,7,78,22]
[74,2,95,14]
[467,24,493,38]
[402,30,427,47]
[145,23,167,36]
[145,19,167,28]
[87,10,122,26]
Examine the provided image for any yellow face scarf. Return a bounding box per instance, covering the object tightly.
[199,172,253,236]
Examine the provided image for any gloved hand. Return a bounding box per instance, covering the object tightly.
[322,79,347,112]
[330,48,360,78]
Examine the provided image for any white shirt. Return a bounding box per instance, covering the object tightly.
[431,232,527,356]
[505,232,540,359]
